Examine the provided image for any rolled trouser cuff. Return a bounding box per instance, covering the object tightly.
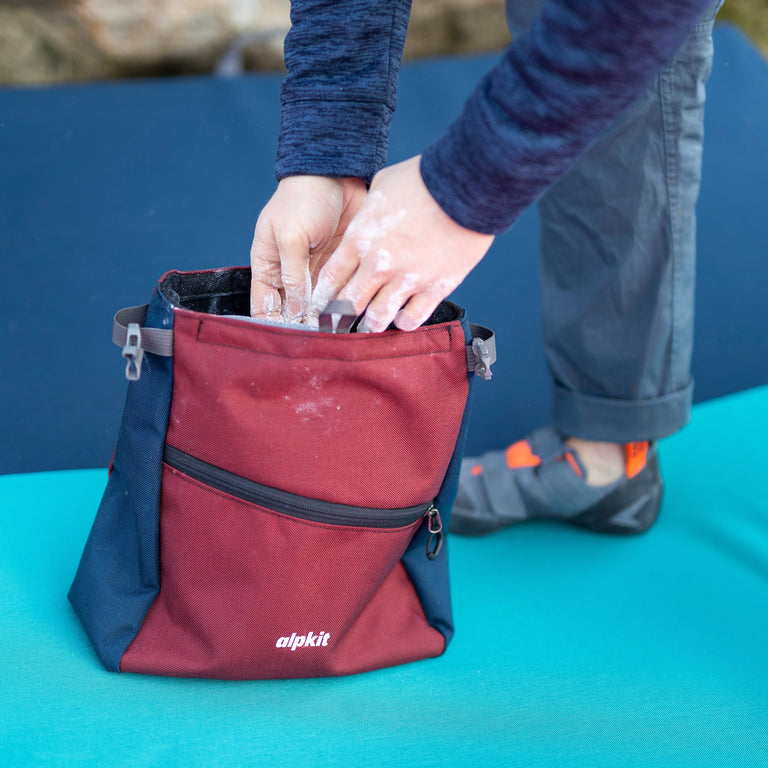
[552,380,694,443]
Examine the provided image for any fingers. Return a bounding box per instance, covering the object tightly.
[353,272,418,333]
[250,176,367,321]
[311,188,410,322]
[311,235,401,328]
[250,225,312,324]
[251,283,283,322]
[314,242,446,334]
[307,248,361,320]
[273,228,313,322]
[249,191,320,322]
[393,289,447,331]
[359,280,457,333]
[250,221,283,321]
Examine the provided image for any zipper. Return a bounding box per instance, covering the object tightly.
[163,444,432,531]
[425,504,443,561]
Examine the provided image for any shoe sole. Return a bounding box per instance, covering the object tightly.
[568,448,663,535]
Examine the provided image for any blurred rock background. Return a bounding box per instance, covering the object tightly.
[0,0,765,85]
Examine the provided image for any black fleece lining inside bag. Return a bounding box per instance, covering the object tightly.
[159,267,462,328]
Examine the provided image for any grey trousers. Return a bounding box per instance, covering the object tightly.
[507,0,724,442]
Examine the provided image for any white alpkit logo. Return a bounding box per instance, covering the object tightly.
[276,632,330,651]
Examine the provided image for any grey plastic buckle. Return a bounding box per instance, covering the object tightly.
[471,336,493,381]
[122,322,145,381]
[318,300,357,333]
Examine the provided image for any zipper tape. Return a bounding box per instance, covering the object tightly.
[163,444,431,529]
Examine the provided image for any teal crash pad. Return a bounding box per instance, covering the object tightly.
[1,386,767,766]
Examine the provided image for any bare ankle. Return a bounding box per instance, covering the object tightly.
[566,437,625,487]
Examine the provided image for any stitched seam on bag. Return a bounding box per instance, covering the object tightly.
[165,464,425,534]
[191,316,455,342]
[187,313,453,341]
[190,318,456,362]
[189,343,455,363]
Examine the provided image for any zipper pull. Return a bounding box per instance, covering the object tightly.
[425,504,443,561]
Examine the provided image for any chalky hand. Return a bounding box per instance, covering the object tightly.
[250,175,366,324]
[311,156,494,332]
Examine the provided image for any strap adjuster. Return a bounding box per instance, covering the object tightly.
[122,322,145,381]
[470,336,493,380]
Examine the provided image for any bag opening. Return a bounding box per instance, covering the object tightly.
[159,267,463,328]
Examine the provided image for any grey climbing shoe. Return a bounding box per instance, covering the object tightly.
[450,428,662,536]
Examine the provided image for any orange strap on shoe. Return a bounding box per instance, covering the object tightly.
[564,452,584,478]
[624,442,649,479]
[505,440,542,469]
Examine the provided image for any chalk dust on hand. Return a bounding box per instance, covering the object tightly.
[353,211,407,257]
[280,262,313,324]
[261,292,281,316]
[308,273,338,318]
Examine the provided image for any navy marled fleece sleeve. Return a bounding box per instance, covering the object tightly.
[420,0,712,234]
[276,0,412,183]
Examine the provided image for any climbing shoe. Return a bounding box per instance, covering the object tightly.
[450,428,662,536]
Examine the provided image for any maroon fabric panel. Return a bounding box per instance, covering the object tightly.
[120,466,445,679]
[165,309,469,509]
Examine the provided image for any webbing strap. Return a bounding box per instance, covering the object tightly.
[466,323,496,381]
[112,305,496,381]
[112,305,172,381]
[113,305,174,356]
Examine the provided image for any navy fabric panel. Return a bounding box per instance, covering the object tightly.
[401,313,477,645]
[0,25,766,474]
[683,25,768,403]
[0,75,283,476]
[67,288,174,670]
